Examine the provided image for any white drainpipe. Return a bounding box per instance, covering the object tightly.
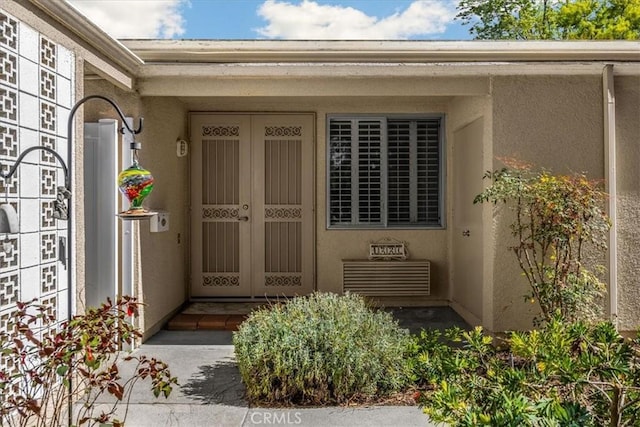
[603,64,618,327]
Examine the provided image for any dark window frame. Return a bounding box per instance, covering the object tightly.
[326,114,445,229]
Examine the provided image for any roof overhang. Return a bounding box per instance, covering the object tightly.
[122,40,640,64]
[28,0,143,78]
[122,40,640,96]
[135,61,640,79]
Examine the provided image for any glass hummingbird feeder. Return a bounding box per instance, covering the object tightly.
[117,141,155,219]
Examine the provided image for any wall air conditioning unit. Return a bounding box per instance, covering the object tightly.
[342,260,430,296]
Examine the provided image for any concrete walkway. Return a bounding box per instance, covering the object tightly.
[101,330,440,427]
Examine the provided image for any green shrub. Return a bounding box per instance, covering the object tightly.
[233,292,413,405]
[474,161,610,325]
[413,320,640,426]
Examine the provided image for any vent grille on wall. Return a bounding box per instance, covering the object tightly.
[342,260,430,296]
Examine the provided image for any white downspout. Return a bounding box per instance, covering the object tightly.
[603,64,618,327]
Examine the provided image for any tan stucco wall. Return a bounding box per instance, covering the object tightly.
[490,75,604,331]
[614,76,640,332]
[138,97,189,336]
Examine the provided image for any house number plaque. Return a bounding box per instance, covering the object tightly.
[368,238,408,261]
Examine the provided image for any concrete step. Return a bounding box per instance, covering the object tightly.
[166,314,248,331]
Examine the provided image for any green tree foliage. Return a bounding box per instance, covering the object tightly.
[456,0,640,40]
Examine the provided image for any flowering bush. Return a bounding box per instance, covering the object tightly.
[0,297,177,426]
[474,161,610,324]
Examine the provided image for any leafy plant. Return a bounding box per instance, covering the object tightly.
[233,292,413,405]
[456,0,640,40]
[474,161,610,325]
[414,320,640,426]
[0,297,177,427]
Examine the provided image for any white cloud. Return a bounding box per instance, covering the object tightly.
[256,0,456,39]
[66,0,186,39]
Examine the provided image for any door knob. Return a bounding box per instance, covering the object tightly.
[237,216,249,221]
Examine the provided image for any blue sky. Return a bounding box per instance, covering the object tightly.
[66,0,472,40]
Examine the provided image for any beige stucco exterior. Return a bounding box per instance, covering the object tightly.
[4,1,640,339]
[614,76,640,332]
[491,75,606,330]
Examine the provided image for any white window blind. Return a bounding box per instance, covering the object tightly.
[328,116,443,228]
[357,120,383,224]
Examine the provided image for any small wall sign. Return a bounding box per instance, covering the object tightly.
[368,238,408,260]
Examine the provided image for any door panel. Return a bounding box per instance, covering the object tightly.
[191,114,314,298]
[191,115,251,297]
[252,115,314,296]
[452,118,484,320]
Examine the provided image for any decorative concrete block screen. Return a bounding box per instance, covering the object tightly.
[0,10,74,341]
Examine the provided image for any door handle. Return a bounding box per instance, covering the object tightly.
[237,216,249,222]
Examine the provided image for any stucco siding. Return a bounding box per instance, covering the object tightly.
[614,76,640,332]
[138,97,188,336]
[491,75,604,331]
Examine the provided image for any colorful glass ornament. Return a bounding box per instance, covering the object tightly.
[118,159,154,216]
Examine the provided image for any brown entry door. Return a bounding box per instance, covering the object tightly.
[190,114,315,298]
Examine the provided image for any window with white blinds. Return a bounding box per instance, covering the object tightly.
[328,116,443,228]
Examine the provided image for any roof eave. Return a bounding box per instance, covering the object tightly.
[29,0,144,74]
[122,40,640,64]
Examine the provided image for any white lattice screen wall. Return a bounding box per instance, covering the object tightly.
[0,11,74,338]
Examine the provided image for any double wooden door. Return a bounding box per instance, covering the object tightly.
[190,114,315,297]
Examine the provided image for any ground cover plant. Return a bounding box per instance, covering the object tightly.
[413,320,640,426]
[233,292,414,405]
[0,297,177,427]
